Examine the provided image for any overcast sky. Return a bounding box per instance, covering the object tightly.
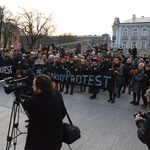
[1,0,149,36]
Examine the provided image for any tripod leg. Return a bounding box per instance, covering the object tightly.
[5,101,19,150]
[67,144,73,150]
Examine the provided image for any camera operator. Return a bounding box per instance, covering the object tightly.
[135,89,150,149]
[17,63,35,88]
[22,74,66,150]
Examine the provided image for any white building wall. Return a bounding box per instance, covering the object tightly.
[112,19,150,54]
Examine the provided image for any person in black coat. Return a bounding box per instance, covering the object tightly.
[77,58,88,92]
[23,74,66,150]
[122,58,134,94]
[58,58,68,92]
[88,57,100,99]
[135,89,150,149]
[64,58,77,95]
[140,63,150,108]
[132,46,137,59]
[100,55,112,72]
[16,63,35,88]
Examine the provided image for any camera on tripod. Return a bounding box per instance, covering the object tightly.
[4,76,29,95]
[3,76,32,150]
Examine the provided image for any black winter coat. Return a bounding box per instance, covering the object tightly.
[141,70,150,89]
[136,112,150,148]
[123,63,134,84]
[88,63,100,93]
[23,90,66,150]
[100,60,112,72]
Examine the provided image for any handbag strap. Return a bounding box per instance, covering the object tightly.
[54,89,73,125]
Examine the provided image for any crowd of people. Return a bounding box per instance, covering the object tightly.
[1,44,150,149]
[0,45,150,106]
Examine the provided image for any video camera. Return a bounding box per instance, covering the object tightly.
[134,111,146,118]
[4,76,29,95]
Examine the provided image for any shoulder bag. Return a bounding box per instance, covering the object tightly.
[54,90,81,146]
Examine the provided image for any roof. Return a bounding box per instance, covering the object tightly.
[122,17,150,24]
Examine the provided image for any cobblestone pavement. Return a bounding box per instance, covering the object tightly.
[0,84,148,150]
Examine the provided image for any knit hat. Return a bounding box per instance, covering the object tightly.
[70,58,74,61]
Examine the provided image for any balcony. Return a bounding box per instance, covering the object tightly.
[140,36,148,40]
[131,36,138,40]
[121,36,128,40]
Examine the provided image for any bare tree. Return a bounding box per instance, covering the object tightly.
[3,10,20,48]
[0,5,5,48]
[0,5,20,48]
[17,8,55,50]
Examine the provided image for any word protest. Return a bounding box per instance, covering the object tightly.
[33,65,115,90]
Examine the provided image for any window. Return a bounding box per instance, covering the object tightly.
[141,42,146,49]
[131,42,137,48]
[122,28,128,36]
[122,41,127,49]
[132,28,138,36]
[142,28,148,36]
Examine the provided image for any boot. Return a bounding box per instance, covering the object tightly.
[107,98,112,102]
[90,93,97,99]
[130,93,136,104]
[128,85,131,94]
[117,92,120,98]
[60,88,63,92]
[83,86,86,92]
[117,87,121,98]
[70,90,73,95]
[122,86,125,93]
[108,91,112,102]
[64,89,68,94]
[111,93,117,103]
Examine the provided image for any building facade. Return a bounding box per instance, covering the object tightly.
[112,15,150,54]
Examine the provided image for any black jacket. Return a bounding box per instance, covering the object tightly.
[23,90,66,150]
[136,112,150,148]
[100,60,112,72]
[88,63,100,93]
[141,70,150,89]
[123,63,134,84]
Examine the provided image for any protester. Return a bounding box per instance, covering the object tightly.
[88,57,100,99]
[122,58,134,94]
[64,58,77,95]
[77,58,88,92]
[57,58,67,92]
[108,56,124,103]
[130,63,145,105]
[140,63,150,109]
[100,55,112,72]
